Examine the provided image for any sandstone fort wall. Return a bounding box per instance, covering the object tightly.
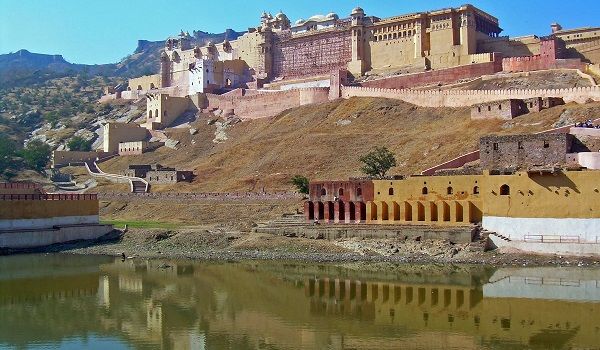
[341,86,600,108]
[206,87,329,119]
[360,57,502,89]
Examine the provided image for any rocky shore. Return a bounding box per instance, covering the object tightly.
[19,228,600,267]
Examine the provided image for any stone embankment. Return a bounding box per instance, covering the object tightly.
[97,191,302,201]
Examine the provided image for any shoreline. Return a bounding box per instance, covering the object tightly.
[4,228,600,267]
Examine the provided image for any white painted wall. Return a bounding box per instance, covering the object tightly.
[0,215,99,230]
[483,216,600,243]
[0,224,113,249]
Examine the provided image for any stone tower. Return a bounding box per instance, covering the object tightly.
[348,7,366,76]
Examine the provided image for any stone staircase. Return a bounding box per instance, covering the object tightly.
[488,231,511,242]
[256,213,306,229]
[85,161,149,194]
[132,180,149,193]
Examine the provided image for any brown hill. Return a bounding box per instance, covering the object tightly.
[96,97,600,193]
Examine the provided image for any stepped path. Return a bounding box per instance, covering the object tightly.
[85,161,149,193]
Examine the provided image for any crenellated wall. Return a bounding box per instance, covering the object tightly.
[341,85,600,107]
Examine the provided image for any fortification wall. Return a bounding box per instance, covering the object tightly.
[206,87,329,119]
[502,56,583,73]
[360,58,502,89]
[341,86,600,108]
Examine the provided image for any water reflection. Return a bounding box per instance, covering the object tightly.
[0,255,599,349]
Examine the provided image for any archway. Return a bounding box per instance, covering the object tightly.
[307,202,314,220]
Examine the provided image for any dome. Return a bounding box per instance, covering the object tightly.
[351,6,364,15]
[275,12,287,20]
[308,14,327,22]
[326,12,338,19]
[295,19,305,25]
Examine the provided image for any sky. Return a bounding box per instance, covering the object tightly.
[0,0,599,65]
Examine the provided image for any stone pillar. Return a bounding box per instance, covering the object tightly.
[304,201,312,222]
[324,201,334,223]
[344,201,352,224]
[355,202,363,223]
[313,201,321,221]
[333,201,341,223]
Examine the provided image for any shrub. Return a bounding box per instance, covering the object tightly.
[21,139,51,172]
[359,146,397,178]
[291,175,309,194]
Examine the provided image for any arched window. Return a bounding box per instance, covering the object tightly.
[389,188,394,195]
[356,188,362,196]
[500,184,510,195]
[447,187,453,195]
[473,186,480,194]
[155,109,159,118]
[148,110,153,118]
[321,188,327,196]
[137,85,143,90]
[422,187,428,194]
[150,83,155,89]
[338,188,344,196]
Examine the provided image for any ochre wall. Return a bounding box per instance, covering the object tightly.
[103,123,149,153]
[368,175,484,225]
[481,170,600,219]
[0,199,98,220]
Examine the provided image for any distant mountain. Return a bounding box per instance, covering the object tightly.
[0,29,246,88]
[0,49,116,87]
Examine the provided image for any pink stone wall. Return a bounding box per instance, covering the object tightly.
[361,57,503,90]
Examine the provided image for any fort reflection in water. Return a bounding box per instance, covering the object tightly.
[1,255,599,349]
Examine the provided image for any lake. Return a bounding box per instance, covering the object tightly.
[0,254,599,349]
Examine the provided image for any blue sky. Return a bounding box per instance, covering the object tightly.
[0,0,598,65]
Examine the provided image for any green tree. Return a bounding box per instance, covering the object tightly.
[291,175,309,194]
[67,136,93,151]
[0,136,15,174]
[359,146,397,178]
[21,140,51,172]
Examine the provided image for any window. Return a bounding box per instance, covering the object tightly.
[493,143,499,151]
[543,140,549,148]
[473,186,480,194]
[389,188,394,195]
[498,104,502,110]
[447,187,453,195]
[500,184,510,195]
[488,106,491,111]
[338,188,344,196]
[518,141,523,149]
[422,187,428,194]
[478,107,481,113]
[321,188,327,196]
[356,188,362,196]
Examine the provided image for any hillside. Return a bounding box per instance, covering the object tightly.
[91,97,600,193]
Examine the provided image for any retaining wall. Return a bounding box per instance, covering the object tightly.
[0,224,113,249]
[205,87,330,119]
[360,58,502,89]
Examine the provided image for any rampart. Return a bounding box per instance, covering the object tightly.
[502,56,583,73]
[341,86,600,108]
[204,87,330,119]
[0,183,44,195]
[360,57,503,89]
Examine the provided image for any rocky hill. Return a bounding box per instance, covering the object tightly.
[90,97,600,193]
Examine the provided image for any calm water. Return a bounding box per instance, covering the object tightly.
[0,255,599,350]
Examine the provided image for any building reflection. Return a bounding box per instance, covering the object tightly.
[1,255,600,350]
